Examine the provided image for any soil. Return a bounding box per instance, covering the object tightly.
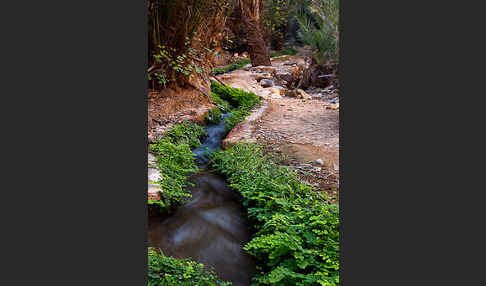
[254,97,339,201]
[217,54,339,201]
[148,87,214,142]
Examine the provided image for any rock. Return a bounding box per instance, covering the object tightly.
[276,71,294,84]
[260,79,274,88]
[272,86,286,95]
[328,92,338,100]
[327,103,339,110]
[233,53,239,57]
[254,73,274,82]
[283,62,297,66]
[314,159,325,166]
[250,66,276,74]
[148,188,161,201]
[241,51,249,58]
[297,89,312,100]
[285,89,299,98]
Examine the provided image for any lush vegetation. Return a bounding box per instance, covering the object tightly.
[212,58,252,75]
[157,122,207,149]
[148,122,206,213]
[211,143,339,286]
[296,0,339,64]
[205,107,223,125]
[210,81,261,131]
[148,248,230,286]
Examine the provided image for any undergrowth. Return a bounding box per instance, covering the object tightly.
[212,58,251,75]
[157,121,206,149]
[210,81,261,131]
[210,143,339,286]
[148,122,205,214]
[148,248,230,286]
[205,107,223,125]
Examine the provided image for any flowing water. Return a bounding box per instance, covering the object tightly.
[148,113,256,286]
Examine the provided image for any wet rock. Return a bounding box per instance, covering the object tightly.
[260,79,274,88]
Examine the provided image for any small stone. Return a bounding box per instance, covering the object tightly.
[314,159,325,166]
[260,79,274,88]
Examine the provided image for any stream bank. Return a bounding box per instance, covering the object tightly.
[148,53,340,285]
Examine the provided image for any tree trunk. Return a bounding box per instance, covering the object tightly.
[239,0,271,66]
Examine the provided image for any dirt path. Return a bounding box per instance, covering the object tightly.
[217,55,339,200]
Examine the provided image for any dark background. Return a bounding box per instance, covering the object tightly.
[1,0,485,285]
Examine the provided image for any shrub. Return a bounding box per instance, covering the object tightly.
[206,107,223,125]
[210,92,233,114]
[211,143,339,286]
[148,122,206,213]
[296,0,339,65]
[160,121,206,149]
[210,81,261,131]
[148,248,230,286]
[148,140,198,214]
[211,81,260,110]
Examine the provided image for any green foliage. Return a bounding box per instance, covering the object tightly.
[148,122,206,213]
[212,59,251,75]
[264,0,293,49]
[270,47,299,58]
[296,0,339,65]
[210,92,232,114]
[210,81,261,131]
[206,107,223,125]
[210,143,339,285]
[211,81,260,109]
[152,44,207,87]
[148,140,198,213]
[148,248,230,286]
[159,122,207,149]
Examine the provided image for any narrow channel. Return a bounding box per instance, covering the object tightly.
[148,114,256,286]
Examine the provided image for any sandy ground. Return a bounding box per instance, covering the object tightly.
[217,55,340,201]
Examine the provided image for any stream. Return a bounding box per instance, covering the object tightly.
[148,113,256,286]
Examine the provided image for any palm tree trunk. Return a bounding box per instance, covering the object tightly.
[239,0,271,66]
